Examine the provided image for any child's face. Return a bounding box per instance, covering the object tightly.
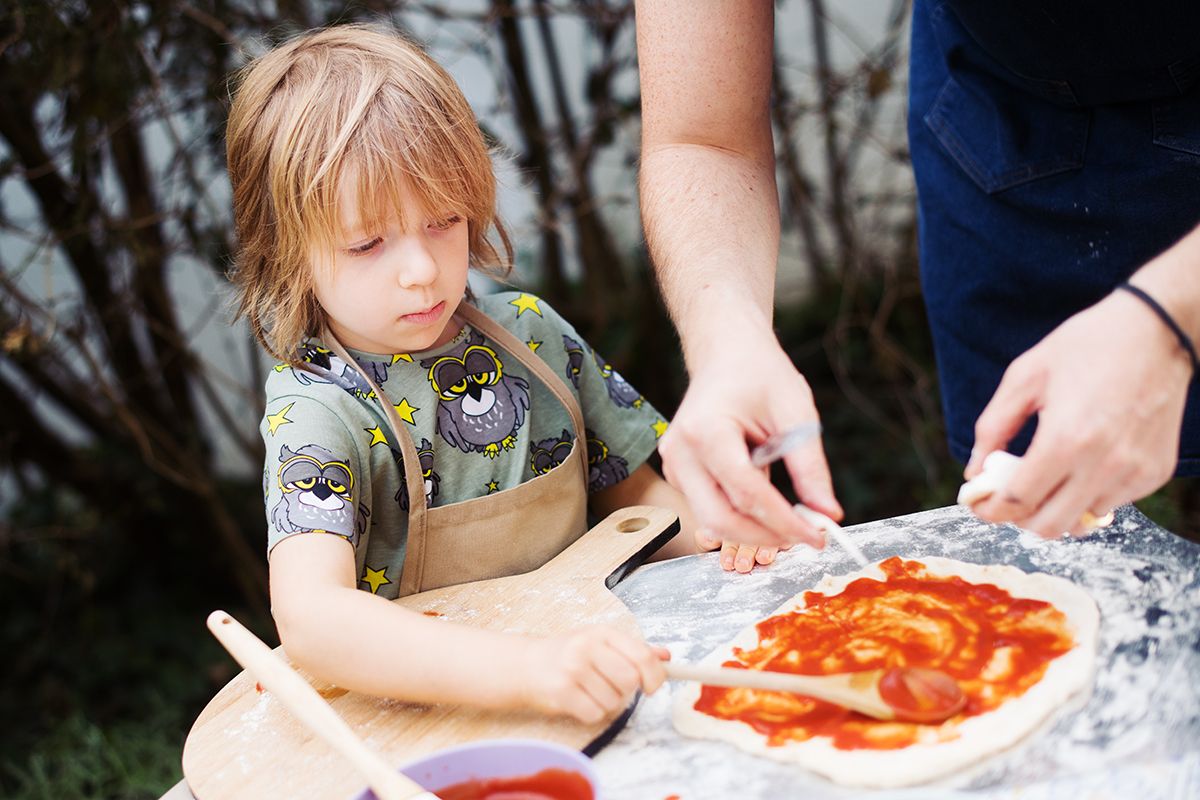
[311,173,470,355]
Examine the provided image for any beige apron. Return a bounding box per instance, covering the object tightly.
[323,302,589,596]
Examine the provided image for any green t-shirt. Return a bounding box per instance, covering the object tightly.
[259,292,669,599]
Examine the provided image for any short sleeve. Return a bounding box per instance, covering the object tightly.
[260,394,369,554]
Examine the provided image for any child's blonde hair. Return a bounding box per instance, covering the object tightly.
[226,24,512,363]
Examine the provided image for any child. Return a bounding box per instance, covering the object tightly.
[227,24,777,724]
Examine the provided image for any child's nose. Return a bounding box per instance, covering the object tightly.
[393,235,438,287]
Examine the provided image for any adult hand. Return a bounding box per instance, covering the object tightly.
[658,336,843,549]
[966,288,1191,537]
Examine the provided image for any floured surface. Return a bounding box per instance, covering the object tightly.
[671,556,1098,787]
[596,505,1200,799]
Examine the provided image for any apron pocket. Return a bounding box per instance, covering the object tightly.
[1153,94,1200,157]
[923,74,1090,194]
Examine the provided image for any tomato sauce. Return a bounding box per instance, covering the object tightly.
[693,557,1076,750]
[433,768,593,800]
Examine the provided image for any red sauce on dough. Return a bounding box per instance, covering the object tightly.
[693,556,1076,750]
[433,768,593,800]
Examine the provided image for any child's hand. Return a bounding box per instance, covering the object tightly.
[696,529,790,573]
[521,626,668,724]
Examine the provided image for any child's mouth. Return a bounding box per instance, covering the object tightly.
[401,300,445,324]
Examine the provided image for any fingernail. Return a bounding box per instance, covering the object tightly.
[736,557,752,572]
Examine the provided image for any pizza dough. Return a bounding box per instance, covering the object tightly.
[672,556,1099,788]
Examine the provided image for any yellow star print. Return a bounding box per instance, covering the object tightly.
[651,419,669,439]
[526,338,542,353]
[266,402,295,436]
[393,398,419,425]
[391,353,413,364]
[485,479,500,494]
[509,293,543,317]
[361,566,390,594]
[365,425,388,447]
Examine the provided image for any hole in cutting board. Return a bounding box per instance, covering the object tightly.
[616,516,649,533]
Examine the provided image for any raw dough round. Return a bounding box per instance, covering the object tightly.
[672,557,1099,788]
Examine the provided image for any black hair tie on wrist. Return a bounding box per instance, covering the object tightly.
[1116,281,1200,374]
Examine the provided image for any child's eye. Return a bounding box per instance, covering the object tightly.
[347,237,382,255]
[428,215,463,232]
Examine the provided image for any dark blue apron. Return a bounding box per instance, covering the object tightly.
[908,0,1200,474]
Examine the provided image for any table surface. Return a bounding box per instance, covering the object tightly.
[165,504,1200,800]
[596,504,1200,800]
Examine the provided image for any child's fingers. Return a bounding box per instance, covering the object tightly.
[604,629,667,695]
[754,546,778,565]
[695,528,722,551]
[719,541,738,570]
[732,543,759,573]
[573,659,627,716]
[560,686,608,725]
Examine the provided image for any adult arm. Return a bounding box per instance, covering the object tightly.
[967,222,1200,536]
[636,0,841,548]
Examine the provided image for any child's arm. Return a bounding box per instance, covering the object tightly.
[268,532,667,722]
[590,463,786,570]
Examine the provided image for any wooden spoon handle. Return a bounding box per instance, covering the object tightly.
[206,611,439,800]
[665,662,893,720]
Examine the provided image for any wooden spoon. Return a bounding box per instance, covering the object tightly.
[206,611,440,800]
[666,662,966,723]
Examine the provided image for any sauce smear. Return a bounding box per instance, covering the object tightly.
[433,768,593,800]
[694,557,1076,750]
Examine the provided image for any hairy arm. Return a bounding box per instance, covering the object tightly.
[636,0,839,546]
[637,0,778,363]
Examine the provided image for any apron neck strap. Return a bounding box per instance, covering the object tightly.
[320,299,590,516]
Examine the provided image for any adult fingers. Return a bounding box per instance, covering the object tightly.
[664,432,790,547]
[1017,458,1107,538]
[968,358,1043,479]
[972,430,1071,525]
[781,436,843,524]
[706,421,819,546]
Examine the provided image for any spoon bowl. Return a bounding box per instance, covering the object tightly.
[666,662,966,724]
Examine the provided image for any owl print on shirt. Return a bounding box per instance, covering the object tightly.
[396,438,441,511]
[592,350,643,409]
[585,429,628,491]
[530,429,574,476]
[422,331,530,458]
[271,443,364,545]
[563,335,586,389]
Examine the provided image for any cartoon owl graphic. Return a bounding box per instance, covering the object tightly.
[291,343,383,400]
[585,429,629,491]
[563,335,586,389]
[422,332,530,458]
[396,439,441,511]
[270,444,362,545]
[592,351,642,409]
[530,429,575,476]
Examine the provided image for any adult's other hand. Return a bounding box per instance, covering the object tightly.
[967,287,1192,537]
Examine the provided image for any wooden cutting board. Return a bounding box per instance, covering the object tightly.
[181,505,680,799]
